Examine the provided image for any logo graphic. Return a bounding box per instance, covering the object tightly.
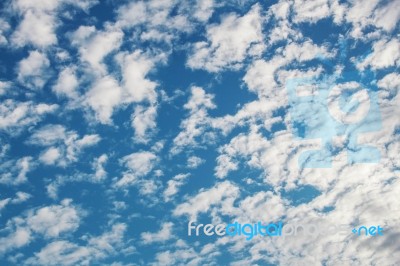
[352,225,384,236]
[286,42,382,168]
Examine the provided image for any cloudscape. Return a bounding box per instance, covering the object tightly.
[0,0,399,265]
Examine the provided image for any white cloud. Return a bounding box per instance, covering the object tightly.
[0,81,11,95]
[25,223,127,266]
[0,100,58,134]
[187,4,264,72]
[0,200,81,256]
[27,199,80,238]
[187,156,205,169]
[52,67,79,98]
[117,50,160,104]
[0,192,31,212]
[141,222,174,244]
[132,104,157,143]
[0,156,34,185]
[17,50,50,90]
[28,124,100,166]
[40,147,61,165]
[116,0,193,41]
[0,19,10,45]
[11,0,98,48]
[163,173,190,201]
[11,10,57,48]
[92,154,108,182]
[193,0,215,22]
[173,181,239,220]
[11,191,31,204]
[292,0,330,23]
[84,75,122,124]
[70,25,123,75]
[115,151,158,187]
[171,86,216,154]
[357,38,400,70]
[373,0,400,32]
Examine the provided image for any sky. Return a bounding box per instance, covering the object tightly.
[0,0,399,265]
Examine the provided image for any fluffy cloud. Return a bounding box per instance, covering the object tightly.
[0,100,58,134]
[84,75,122,124]
[171,86,216,154]
[187,4,264,72]
[0,156,34,185]
[141,222,174,244]
[70,25,123,75]
[17,50,51,90]
[10,0,98,48]
[173,181,239,220]
[163,173,190,201]
[28,124,101,166]
[115,151,158,188]
[0,199,81,255]
[357,38,400,70]
[25,223,127,266]
[52,67,79,98]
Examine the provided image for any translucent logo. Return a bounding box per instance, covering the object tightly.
[286,44,381,168]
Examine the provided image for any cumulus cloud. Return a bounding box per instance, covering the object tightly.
[17,50,51,90]
[28,124,101,166]
[0,156,34,185]
[171,86,216,154]
[0,100,58,134]
[141,222,174,244]
[187,4,264,72]
[163,173,190,201]
[25,223,127,266]
[173,181,239,220]
[70,25,123,75]
[187,156,205,169]
[52,66,79,98]
[115,151,158,188]
[357,38,400,70]
[84,75,122,124]
[0,199,81,255]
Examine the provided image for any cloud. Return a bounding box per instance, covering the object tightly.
[25,223,127,266]
[115,151,158,188]
[0,199,81,255]
[131,104,157,144]
[84,75,123,124]
[357,38,400,70]
[11,9,57,48]
[173,181,239,220]
[0,100,58,134]
[70,25,123,75]
[187,156,205,169]
[171,86,216,154]
[28,124,101,166]
[187,4,264,72]
[0,81,11,95]
[17,50,51,90]
[141,222,174,244]
[92,154,108,182]
[27,199,80,238]
[116,0,193,44]
[292,0,330,24]
[52,66,79,98]
[163,173,190,201]
[117,50,159,104]
[0,156,34,185]
[10,0,98,48]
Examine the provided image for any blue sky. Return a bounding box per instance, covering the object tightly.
[0,0,399,265]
